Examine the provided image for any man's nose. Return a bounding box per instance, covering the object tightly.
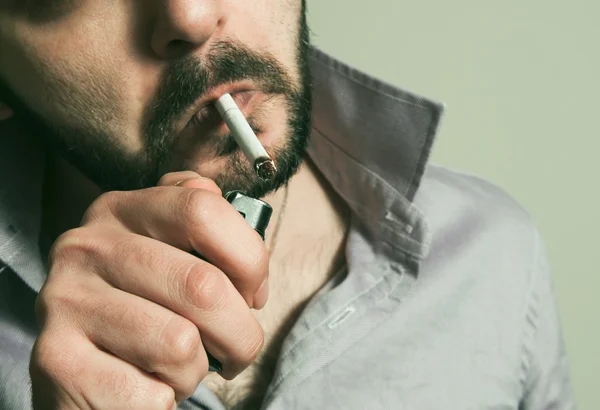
[150,0,224,59]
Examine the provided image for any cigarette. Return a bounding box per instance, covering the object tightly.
[215,93,277,181]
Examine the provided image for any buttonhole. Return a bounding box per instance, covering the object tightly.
[384,211,413,234]
[327,306,356,329]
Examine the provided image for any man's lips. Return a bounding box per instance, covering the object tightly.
[177,82,259,132]
[194,90,259,124]
[181,90,269,140]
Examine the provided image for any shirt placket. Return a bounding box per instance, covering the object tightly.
[260,257,413,409]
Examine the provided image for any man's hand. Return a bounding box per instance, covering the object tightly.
[30,171,270,409]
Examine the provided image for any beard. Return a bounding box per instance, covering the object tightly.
[0,6,312,199]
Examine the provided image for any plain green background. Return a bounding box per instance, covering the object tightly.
[307,1,598,408]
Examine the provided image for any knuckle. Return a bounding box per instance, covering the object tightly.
[48,227,96,269]
[160,317,201,368]
[148,386,177,410]
[35,272,80,321]
[30,333,76,385]
[81,191,120,225]
[183,264,227,312]
[180,188,221,231]
[35,286,83,332]
[102,368,131,398]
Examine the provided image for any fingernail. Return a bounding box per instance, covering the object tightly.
[252,278,269,310]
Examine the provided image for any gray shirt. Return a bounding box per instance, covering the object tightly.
[0,47,576,409]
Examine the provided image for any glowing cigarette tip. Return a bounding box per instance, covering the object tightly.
[215,93,276,181]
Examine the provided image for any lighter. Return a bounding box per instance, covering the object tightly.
[191,190,273,373]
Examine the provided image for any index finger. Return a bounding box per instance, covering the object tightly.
[81,186,269,306]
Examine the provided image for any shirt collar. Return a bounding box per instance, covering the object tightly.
[306,47,444,265]
[0,46,444,293]
[0,125,47,292]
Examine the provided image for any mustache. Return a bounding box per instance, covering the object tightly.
[143,41,297,158]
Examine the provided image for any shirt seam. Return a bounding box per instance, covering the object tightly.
[517,227,542,392]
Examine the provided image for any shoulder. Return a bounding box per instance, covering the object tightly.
[415,164,544,290]
[385,166,571,406]
[417,163,538,241]
[418,164,534,224]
